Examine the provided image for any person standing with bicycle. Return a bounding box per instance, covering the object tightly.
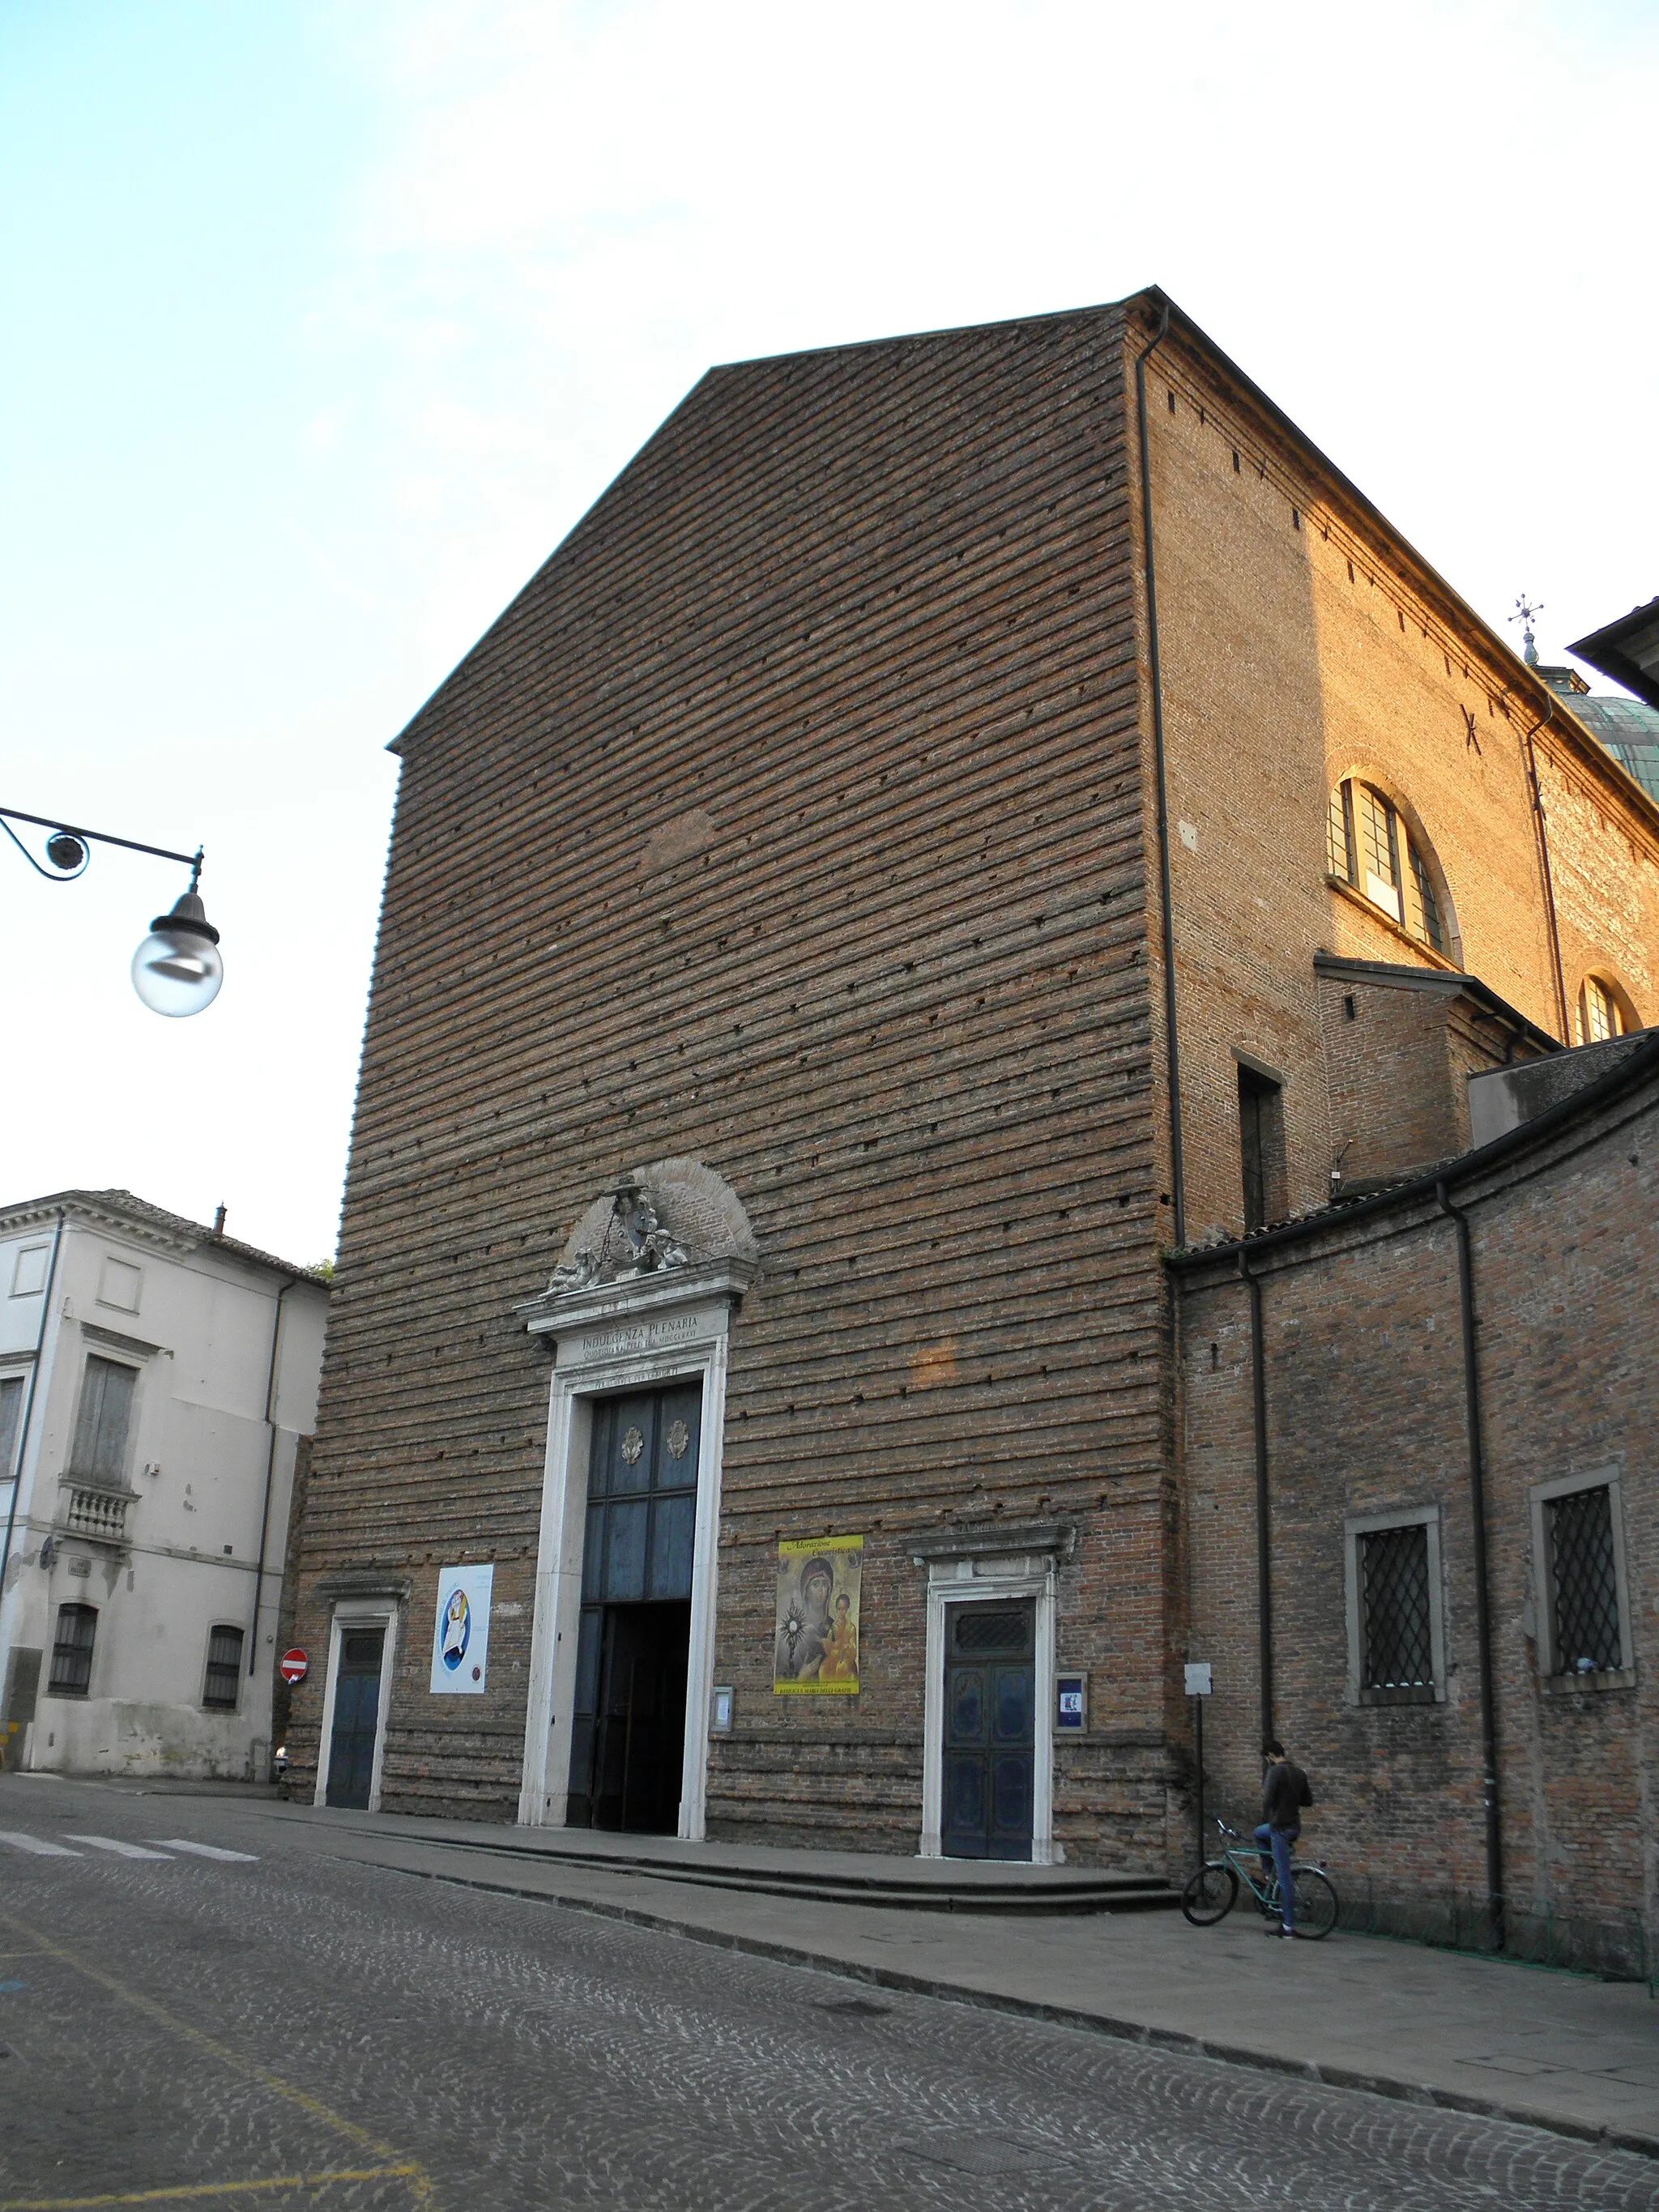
[1256,1740,1312,1937]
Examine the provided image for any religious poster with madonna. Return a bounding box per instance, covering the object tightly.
[774,1535,863,1693]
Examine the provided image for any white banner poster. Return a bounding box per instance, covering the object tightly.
[429,1562,493,1694]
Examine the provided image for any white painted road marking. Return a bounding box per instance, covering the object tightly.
[0,1831,82,1856]
[63,1834,173,1860]
[150,1839,258,1861]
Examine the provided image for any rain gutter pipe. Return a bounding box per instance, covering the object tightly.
[1436,1179,1504,1951]
[1520,701,1570,1043]
[1238,1248,1273,1743]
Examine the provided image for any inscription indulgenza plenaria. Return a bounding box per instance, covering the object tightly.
[574,1311,706,1365]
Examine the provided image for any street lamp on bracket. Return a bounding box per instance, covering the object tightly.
[1,805,224,1017]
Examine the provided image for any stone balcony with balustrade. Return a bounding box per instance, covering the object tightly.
[57,1481,135,1552]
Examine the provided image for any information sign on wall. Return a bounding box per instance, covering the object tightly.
[430,1563,494,1695]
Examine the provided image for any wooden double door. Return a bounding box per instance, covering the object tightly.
[941,1600,1036,1860]
[568,1383,702,1833]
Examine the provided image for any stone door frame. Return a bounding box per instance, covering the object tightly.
[518,1263,753,1839]
[313,1594,400,1813]
[911,1524,1073,1865]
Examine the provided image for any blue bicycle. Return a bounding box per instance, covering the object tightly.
[1181,1816,1339,1939]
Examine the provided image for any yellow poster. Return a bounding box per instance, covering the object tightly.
[774,1535,862,1694]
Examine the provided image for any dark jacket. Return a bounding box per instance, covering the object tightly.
[1263,1760,1313,1833]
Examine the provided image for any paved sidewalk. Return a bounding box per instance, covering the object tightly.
[21,1777,1659,2157]
[280,1806,1659,2156]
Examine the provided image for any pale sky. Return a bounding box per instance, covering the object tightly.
[2,0,1654,1265]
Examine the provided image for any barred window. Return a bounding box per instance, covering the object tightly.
[49,1603,97,1698]
[1325,779,1448,956]
[1345,1509,1444,1708]
[202,1625,245,1710]
[1546,1486,1623,1676]
[1358,1524,1435,1703]
[952,1607,1033,1656]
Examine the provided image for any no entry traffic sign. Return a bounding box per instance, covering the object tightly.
[279,1648,309,1686]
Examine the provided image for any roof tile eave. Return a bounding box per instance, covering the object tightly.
[0,1187,330,1289]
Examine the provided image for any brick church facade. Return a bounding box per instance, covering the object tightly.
[285,291,1657,1954]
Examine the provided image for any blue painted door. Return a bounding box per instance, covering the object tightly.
[325,1628,386,1809]
[942,1602,1035,1860]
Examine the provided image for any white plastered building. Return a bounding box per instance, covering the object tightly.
[0,1190,327,1779]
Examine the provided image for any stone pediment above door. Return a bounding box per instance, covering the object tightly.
[516,1157,758,1337]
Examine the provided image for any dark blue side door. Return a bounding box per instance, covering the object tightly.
[325,1627,386,1809]
[942,1601,1035,1860]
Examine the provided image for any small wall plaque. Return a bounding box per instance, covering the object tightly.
[1055,1671,1087,1730]
[710,1685,734,1735]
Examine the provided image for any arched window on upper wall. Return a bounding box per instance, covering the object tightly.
[1326,778,1450,957]
[1578,972,1640,1045]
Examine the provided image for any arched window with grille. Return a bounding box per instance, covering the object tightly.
[1326,778,1450,957]
[1577,973,1639,1045]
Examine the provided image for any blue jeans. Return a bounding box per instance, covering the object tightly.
[1255,1822,1297,1929]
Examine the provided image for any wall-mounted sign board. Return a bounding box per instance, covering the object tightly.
[430,1563,494,1695]
[1056,1672,1088,1731]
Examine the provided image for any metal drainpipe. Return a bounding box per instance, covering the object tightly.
[1520,701,1570,1043]
[0,1209,66,1606]
[248,1277,301,1677]
[1135,297,1186,1247]
[1239,1249,1273,1743]
[1437,1180,1504,1950]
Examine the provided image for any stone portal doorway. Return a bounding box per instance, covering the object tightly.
[568,1382,702,1832]
[941,1599,1036,1859]
[325,1627,386,1810]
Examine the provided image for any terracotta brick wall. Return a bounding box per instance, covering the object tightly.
[1132,315,1659,1244]
[287,305,1186,1853]
[1313,962,1552,1194]
[1176,1055,1659,1958]
[287,288,1657,1895]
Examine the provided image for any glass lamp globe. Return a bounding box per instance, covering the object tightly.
[131,891,224,1017]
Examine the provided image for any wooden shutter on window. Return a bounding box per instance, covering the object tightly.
[0,1376,23,1475]
[70,1357,138,1485]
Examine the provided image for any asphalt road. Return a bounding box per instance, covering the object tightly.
[1,1777,1655,2212]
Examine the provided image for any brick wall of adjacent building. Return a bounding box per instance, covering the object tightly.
[1312,961,1553,1196]
[286,303,1192,1855]
[1132,314,1659,1245]
[1175,1044,1659,1963]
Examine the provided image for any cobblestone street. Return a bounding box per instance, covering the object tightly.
[1,1781,1655,2211]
